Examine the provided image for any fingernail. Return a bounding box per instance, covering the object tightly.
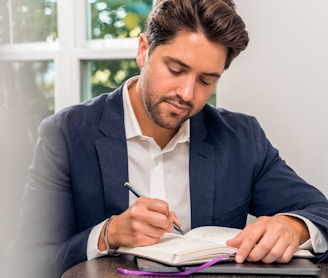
[235,254,244,263]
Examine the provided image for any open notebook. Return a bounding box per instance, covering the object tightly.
[118,226,314,266]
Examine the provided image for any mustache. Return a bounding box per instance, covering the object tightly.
[160,95,193,109]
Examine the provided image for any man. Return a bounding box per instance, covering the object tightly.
[6,0,328,277]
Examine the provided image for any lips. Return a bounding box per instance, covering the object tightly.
[166,101,189,114]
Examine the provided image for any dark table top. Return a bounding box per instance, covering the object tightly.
[62,255,327,278]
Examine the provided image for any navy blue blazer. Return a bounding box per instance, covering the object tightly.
[11,83,328,277]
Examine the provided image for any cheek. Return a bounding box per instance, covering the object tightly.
[194,89,214,106]
[143,63,168,87]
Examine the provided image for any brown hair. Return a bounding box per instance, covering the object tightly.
[144,0,249,69]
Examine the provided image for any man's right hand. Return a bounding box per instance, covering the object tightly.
[98,197,180,251]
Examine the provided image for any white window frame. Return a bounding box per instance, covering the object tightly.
[0,0,150,112]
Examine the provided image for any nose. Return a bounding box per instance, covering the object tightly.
[176,76,196,102]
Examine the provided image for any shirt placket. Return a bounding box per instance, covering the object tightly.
[149,142,166,201]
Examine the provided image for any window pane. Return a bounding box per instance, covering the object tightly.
[0,1,10,44]
[9,0,57,43]
[208,89,217,107]
[0,61,55,145]
[87,0,152,40]
[81,59,139,100]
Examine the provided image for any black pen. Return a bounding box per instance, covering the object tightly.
[124,182,184,235]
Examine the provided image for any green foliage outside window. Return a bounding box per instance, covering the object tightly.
[88,0,152,40]
[83,59,140,100]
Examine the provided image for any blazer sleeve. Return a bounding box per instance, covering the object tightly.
[249,117,328,221]
[7,116,90,278]
[249,117,328,261]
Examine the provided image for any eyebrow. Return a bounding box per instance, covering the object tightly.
[164,56,222,79]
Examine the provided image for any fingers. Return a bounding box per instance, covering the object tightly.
[131,197,174,231]
[239,234,294,263]
[226,216,302,264]
[112,197,177,247]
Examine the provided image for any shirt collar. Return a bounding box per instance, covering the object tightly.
[123,76,190,144]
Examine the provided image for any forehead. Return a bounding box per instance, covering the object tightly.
[151,31,227,74]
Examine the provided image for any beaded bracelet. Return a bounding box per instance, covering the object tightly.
[104,215,119,256]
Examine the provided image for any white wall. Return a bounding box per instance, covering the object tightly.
[218,0,328,197]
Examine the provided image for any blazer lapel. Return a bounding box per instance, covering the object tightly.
[95,87,129,216]
[189,113,216,228]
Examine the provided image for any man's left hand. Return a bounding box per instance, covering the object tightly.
[226,215,310,263]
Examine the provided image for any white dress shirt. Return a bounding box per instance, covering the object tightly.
[87,77,327,260]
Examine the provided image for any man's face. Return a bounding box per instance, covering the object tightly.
[136,31,227,130]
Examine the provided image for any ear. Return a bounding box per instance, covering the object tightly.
[136,33,149,68]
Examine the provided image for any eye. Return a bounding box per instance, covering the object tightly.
[199,78,211,86]
[198,76,216,86]
[168,66,184,75]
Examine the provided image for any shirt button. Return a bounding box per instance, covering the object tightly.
[154,159,159,166]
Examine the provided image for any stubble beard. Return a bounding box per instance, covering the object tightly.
[141,84,192,130]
